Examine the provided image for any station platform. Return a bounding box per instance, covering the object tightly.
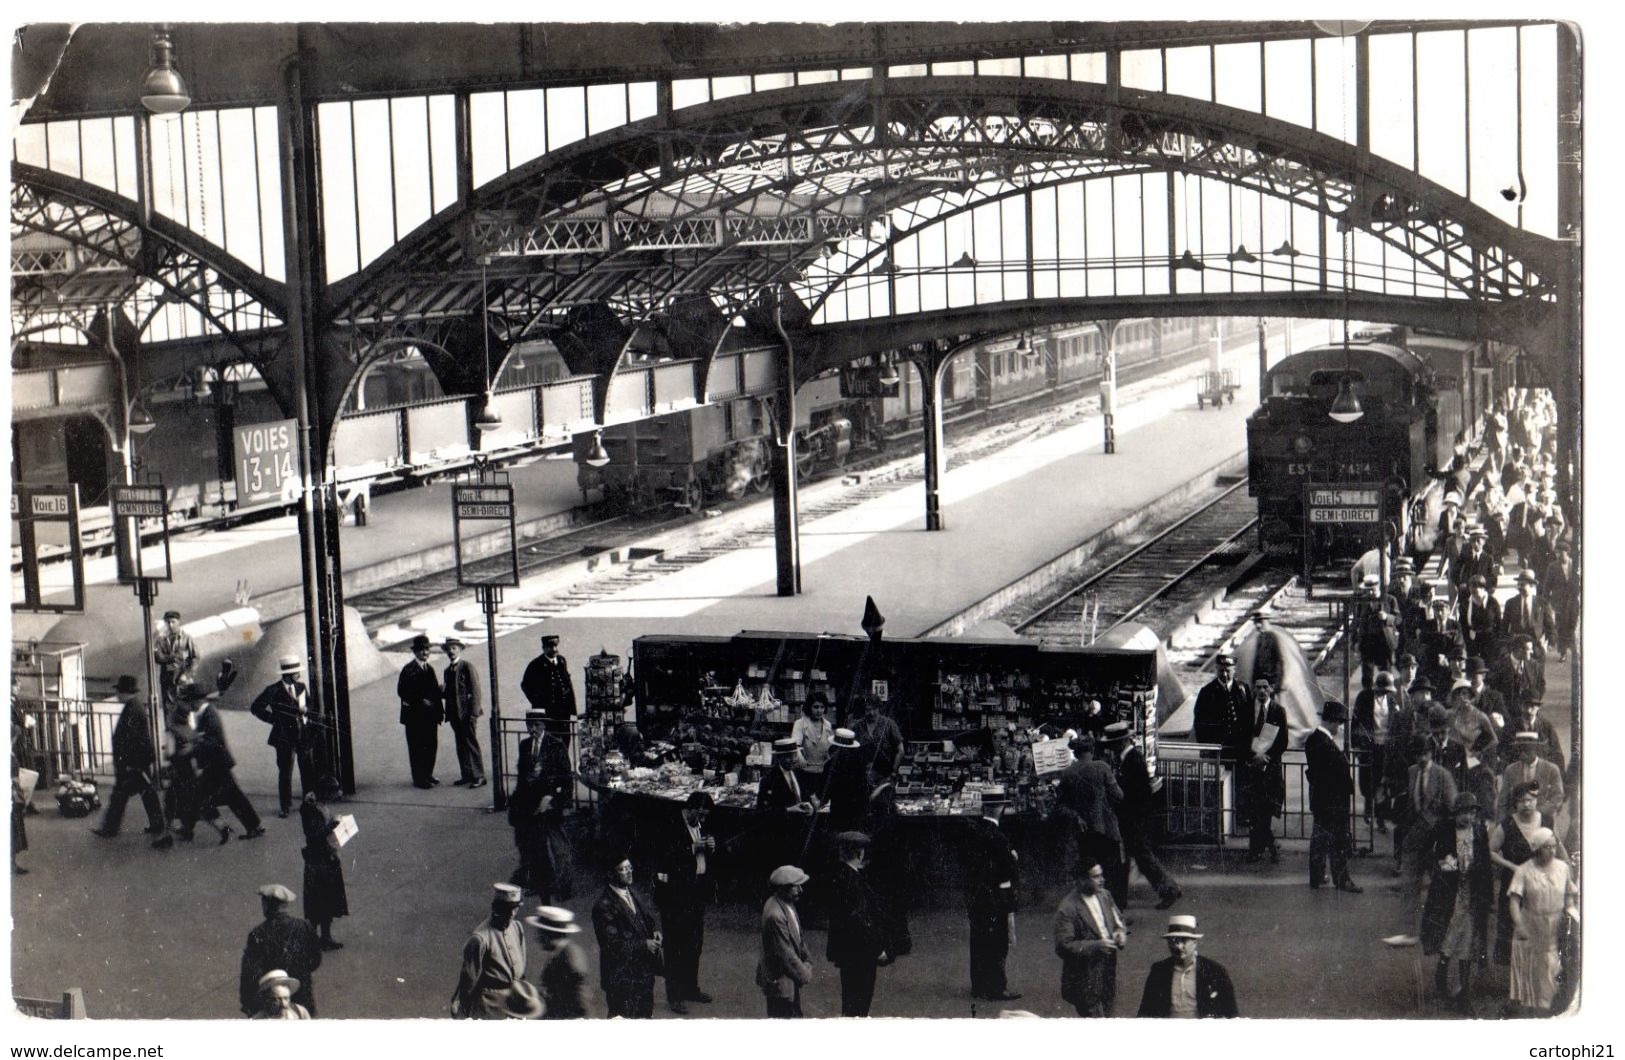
[17,320,1576,1024]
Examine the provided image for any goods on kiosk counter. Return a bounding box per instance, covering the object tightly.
[584,632,1161,818]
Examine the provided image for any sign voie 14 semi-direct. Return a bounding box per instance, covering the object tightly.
[452,482,520,588]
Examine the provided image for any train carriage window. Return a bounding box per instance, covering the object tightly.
[1269,373,1301,396]
[1307,369,1365,388]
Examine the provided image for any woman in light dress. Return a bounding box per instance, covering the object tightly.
[1506,828,1578,1013]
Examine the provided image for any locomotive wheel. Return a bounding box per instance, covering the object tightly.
[681,481,704,511]
[748,449,770,493]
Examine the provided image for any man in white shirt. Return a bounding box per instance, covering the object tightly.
[791,694,835,794]
[1054,858,1126,1017]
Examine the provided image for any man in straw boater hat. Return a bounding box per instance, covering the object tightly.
[396,633,445,789]
[249,969,311,1019]
[1304,699,1362,893]
[525,905,590,1019]
[966,787,1022,1003]
[239,883,321,1017]
[450,883,527,1019]
[250,654,318,817]
[1135,915,1239,1018]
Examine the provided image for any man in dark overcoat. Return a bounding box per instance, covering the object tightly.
[1103,724,1182,909]
[93,675,169,846]
[1238,680,1289,862]
[825,830,891,1017]
[178,680,265,839]
[1305,700,1361,892]
[652,792,718,1014]
[966,790,1021,1001]
[590,855,662,1019]
[440,637,486,788]
[1500,570,1553,658]
[1136,915,1239,1018]
[239,883,322,1016]
[520,633,576,730]
[396,634,444,789]
[249,654,317,817]
[1056,734,1125,905]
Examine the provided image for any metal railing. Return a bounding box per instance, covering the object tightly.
[13,697,122,786]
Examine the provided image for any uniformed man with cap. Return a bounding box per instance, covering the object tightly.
[153,609,197,708]
[1304,700,1361,892]
[440,636,486,788]
[396,633,444,789]
[1192,653,1252,766]
[520,632,577,730]
[451,883,528,1019]
[240,883,322,1017]
[826,830,892,1016]
[756,865,814,1017]
[250,654,317,817]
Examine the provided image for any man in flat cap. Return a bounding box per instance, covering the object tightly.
[966,789,1022,1002]
[441,637,486,788]
[1054,857,1127,1018]
[592,855,662,1019]
[827,831,892,1017]
[451,884,528,1019]
[92,675,169,847]
[520,633,576,730]
[153,609,197,709]
[396,634,444,789]
[652,791,718,1014]
[1305,700,1361,892]
[250,655,317,817]
[240,883,322,1017]
[1136,915,1238,1018]
[756,865,813,1017]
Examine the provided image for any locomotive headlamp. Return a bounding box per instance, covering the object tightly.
[1293,435,1313,456]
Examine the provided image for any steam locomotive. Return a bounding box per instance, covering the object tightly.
[1246,325,1511,562]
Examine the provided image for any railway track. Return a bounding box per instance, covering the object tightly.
[1011,479,1262,646]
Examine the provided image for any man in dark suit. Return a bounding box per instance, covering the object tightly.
[1493,636,1547,720]
[1500,570,1553,657]
[590,855,662,1019]
[757,739,816,813]
[1239,680,1290,863]
[1305,699,1360,892]
[1054,857,1127,1017]
[440,637,486,788]
[1056,734,1125,905]
[249,655,317,817]
[1136,915,1239,1018]
[826,830,892,1017]
[652,792,717,1014]
[520,633,576,730]
[396,634,444,789]
[1191,654,1252,765]
[176,680,264,840]
[1459,575,1503,664]
[1453,529,1500,595]
[1418,596,1466,695]
[239,883,321,1016]
[93,675,169,847]
[1106,723,1183,908]
[966,790,1021,1002]
[510,712,574,902]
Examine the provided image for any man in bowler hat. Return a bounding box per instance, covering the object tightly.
[92,675,170,847]
[396,634,444,788]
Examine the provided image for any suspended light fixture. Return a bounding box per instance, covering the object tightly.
[1270,240,1301,258]
[1174,249,1205,271]
[1312,20,1373,37]
[191,366,213,400]
[139,26,191,115]
[1227,244,1259,264]
[950,250,977,268]
[1329,376,1364,424]
[128,403,158,435]
[584,431,612,467]
[475,262,503,434]
[877,356,901,387]
[1015,333,1031,355]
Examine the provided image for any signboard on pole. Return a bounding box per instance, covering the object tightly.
[10,484,85,613]
[452,480,520,587]
[1305,486,1382,524]
[234,418,299,506]
[111,481,173,584]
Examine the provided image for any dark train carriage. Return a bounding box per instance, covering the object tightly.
[1248,339,1435,559]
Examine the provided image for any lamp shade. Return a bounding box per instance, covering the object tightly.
[128,404,158,435]
[474,397,503,434]
[877,359,901,387]
[1329,377,1365,423]
[140,29,190,115]
[584,432,611,467]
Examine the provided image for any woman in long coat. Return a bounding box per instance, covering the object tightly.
[1420,793,1493,1012]
[300,791,348,949]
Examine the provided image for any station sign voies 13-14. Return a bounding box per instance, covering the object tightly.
[234,418,299,507]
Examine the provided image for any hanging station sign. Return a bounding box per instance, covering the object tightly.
[452,480,520,588]
[11,484,85,613]
[233,418,299,506]
[111,481,173,584]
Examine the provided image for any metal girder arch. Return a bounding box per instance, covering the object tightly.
[645,295,732,401]
[330,77,1557,334]
[794,291,1553,376]
[552,303,637,426]
[11,164,289,343]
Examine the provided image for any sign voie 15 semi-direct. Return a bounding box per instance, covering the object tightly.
[234,418,298,507]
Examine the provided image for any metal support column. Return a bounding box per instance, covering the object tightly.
[1257,318,1270,398]
[918,350,948,531]
[477,585,508,812]
[769,289,801,596]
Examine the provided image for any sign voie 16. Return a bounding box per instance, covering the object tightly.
[234,419,298,506]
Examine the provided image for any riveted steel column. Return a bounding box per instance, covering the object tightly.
[918,350,948,531]
[769,290,801,595]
